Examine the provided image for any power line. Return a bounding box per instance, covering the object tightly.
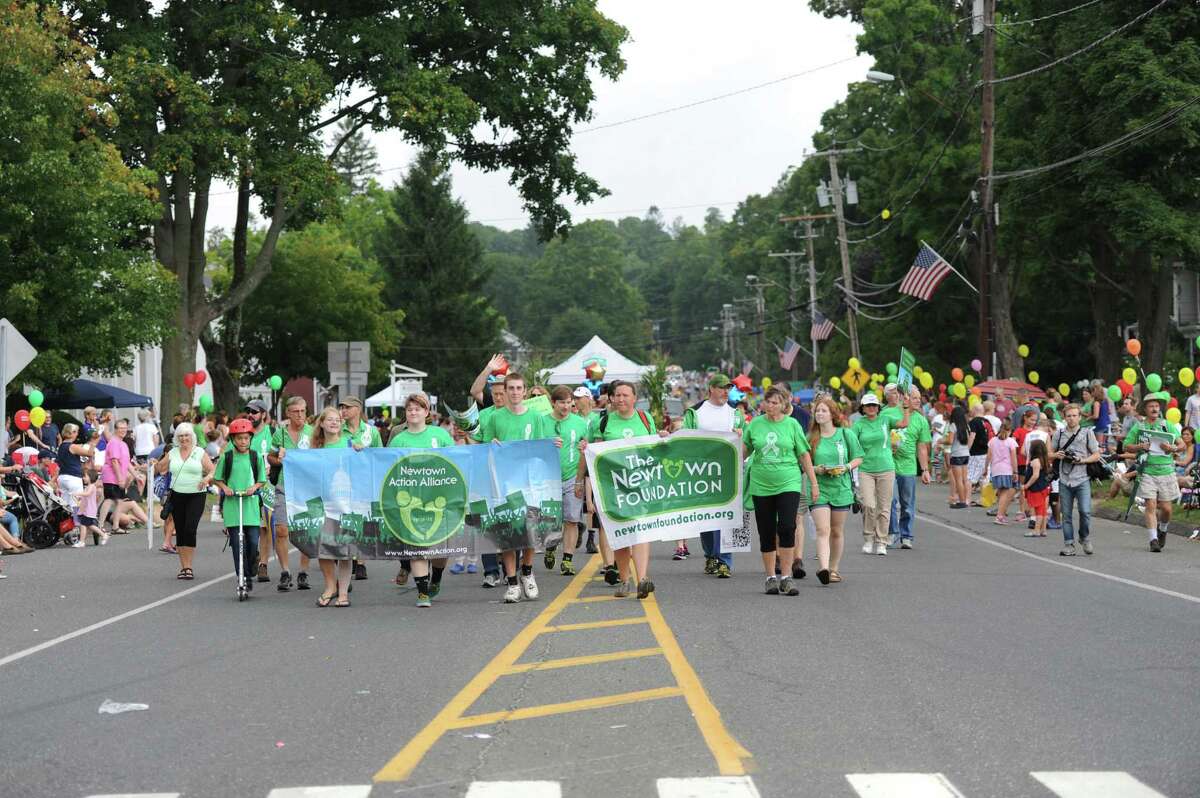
[994,0,1107,27]
[986,0,1173,85]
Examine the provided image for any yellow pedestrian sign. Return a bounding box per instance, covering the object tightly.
[841,365,869,393]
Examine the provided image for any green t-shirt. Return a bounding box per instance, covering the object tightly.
[551,413,590,481]
[215,450,262,527]
[1124,419,1179,476]
[852,414,896,474]
[270,423,312,482]
[480,406,554,442]
[250,425,273,463]
[880,405,904,428]
[591,410,656,442]
[811,427,864,507]
[343,421,382,448]
[472,405,498,443]
[893,412,931,477]
[742,415,810,496]
[320,434,350,449]
[1080,401,1095,428]
[388,425,454,449]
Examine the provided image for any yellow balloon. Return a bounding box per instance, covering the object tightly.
[968,394,981,406]
[29,407,47,427]
[881,208,891,220]
[964,374,975,388]
[1122,367,1138,385]
[1028,371,1039,385]
[1058,383,1070,397]
[1167,407,1182,425]
[848,357,860,370]
[1017,344,1030,358]
[829,376,841,389]
[919,372,933,390]
[761,377,772,390]
[952,382,966,399]
[1180,367,1195,388]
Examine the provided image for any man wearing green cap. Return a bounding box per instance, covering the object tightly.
[681,373,744,577]
[1123,391,1185,552]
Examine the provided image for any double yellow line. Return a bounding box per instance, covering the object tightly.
[373,555,751,782]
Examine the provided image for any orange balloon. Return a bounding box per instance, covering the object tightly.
[951,367,964,382]
[1126,338,1141,357]
[970,386,982,396]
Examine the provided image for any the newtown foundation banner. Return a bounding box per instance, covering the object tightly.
[283,441,562,560]
[584,430,742,549]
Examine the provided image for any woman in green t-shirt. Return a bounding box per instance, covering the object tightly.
[311,407,355,607]
[387,393,454,608]
[808,397,864,585]
[850,393,908,556]
[742,385,818,596]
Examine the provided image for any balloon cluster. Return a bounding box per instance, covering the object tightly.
[183,370,208,389]
[15,389,47,431]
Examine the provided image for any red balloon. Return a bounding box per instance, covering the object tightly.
[194,370,207,385]
[733,375,753,391]
[1169,397,1179,410]
[1116,379,1133,397]
[183,373,196,389]
[14,409,31,430]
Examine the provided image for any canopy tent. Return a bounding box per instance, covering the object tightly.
[545,336,651,385]
[973,379,1047,400]
[41,378,154,410]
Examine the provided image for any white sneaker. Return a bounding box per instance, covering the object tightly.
[71,540,85,548]
[875,543,887,555]
[520,574,539,600]
[503,582,521,603]
[862,542,874,554]
[900,538,913,549]
[887,533,899,548]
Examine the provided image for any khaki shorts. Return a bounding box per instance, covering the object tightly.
[1136,473,1181,503]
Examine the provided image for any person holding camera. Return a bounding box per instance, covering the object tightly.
[1050,404,1101,556]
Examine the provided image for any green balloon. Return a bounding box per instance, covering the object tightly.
[1107,384,1121,402]
[1145,373,1162,393]
[198,394,214,413]
[27,389,44,408]
[886,362,898,374]
[268,375,283,391]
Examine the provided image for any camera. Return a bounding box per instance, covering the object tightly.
[1060,451,1078,464]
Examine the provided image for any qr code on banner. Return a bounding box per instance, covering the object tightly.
[720,511,754,553]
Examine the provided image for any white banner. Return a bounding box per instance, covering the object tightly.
[584,430,742,549]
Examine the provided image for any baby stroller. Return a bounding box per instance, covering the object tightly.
[2,461,76,549]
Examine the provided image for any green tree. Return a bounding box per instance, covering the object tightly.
[71,0,629,413]
[330,118,380,196]
[373,149,504,400]
[234,223,402,386]
[0,3,175,388]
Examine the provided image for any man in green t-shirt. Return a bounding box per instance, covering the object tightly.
[889,386,931,549]
[478,372,562,603]
[1123,391,1184,552]
[547,386,590,575]
[266,396,313,591]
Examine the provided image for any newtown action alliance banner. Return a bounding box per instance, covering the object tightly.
[584,430,742,549]
[282,441,562,560]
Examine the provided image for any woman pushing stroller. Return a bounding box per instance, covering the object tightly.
[214,418,265,599]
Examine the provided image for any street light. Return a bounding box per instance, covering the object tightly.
[866,70,895,83]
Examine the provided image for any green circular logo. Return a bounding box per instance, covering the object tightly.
[379,452,468,546]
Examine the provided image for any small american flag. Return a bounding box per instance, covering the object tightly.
[810,311,834,342]
[779,337,802,370]
[900,243,953,301]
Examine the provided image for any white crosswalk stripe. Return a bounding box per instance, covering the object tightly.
[845,773,967,798]
[656,776,762,797]
[83,794,180,798]
[1031,771,1171,798]
[265,788,372,798]
[464,782,562,798]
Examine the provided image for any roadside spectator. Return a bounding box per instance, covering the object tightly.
[133,409,160,464]
[99,418,131,533]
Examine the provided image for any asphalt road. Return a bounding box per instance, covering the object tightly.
[2,483,1198,798]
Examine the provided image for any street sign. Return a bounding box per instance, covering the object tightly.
[841,365,869,393]
[327,341,371,374]
[0,319,37,451]
[897,347,915,393]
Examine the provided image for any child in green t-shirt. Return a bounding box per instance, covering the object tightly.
[215,419,265,595]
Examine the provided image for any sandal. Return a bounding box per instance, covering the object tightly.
[829,571,843,583]
[316,593,336,607]
[176,568,194,580]
[333,598,351,608]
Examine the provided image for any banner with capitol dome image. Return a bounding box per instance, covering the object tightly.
[583,430,743,549]
[283,441,562,559]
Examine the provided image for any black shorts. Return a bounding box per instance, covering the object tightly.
[949,455,969,466]
[103,483,127,502]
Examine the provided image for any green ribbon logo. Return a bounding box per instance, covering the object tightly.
[380,452,467,547]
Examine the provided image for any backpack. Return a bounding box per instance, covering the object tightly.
[221,448,261,485]
[598,409,652,437]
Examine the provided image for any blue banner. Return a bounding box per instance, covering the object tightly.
[283,441,563,560]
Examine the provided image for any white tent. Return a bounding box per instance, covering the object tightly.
[545,335,651,385]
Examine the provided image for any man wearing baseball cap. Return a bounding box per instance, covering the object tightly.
[1123,391,1185,552]
[680,373,743,578]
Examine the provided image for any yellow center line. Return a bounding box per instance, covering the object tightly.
[447,686,684,729]
[373,555,603,782]
[502,647,664,674]
[641,592,753,775]
[539,616,648,633]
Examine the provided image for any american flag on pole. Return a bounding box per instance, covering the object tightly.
[810,311,834,342]
[900,243,954,301]
[779,337,802,370]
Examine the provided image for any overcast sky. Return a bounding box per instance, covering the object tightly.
[206,1,871,234]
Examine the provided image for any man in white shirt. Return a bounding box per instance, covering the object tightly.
[133,409,160,462]
[681,374,743,578]
[1185,382,1200,432]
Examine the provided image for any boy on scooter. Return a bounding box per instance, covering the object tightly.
[214,419,265,596]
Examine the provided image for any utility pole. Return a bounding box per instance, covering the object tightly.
[977,0,996,379]
[826,151,861,361]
